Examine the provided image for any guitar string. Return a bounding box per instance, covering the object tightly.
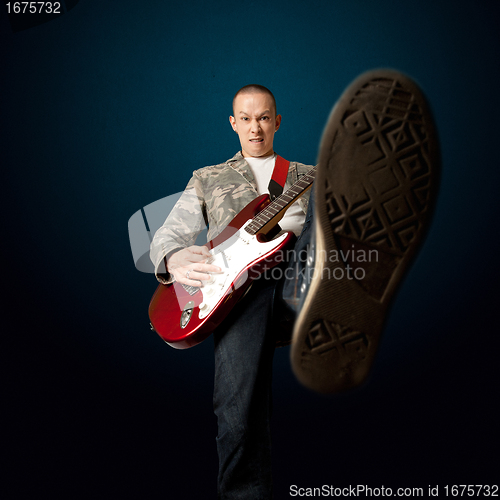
[247,186,312,232]
[245,167,317,235]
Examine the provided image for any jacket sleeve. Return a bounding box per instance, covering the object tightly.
[149,173,207,283]
[295,162,315,215]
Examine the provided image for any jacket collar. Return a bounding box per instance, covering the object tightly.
[227,151,298,192]
[227,151,257,191]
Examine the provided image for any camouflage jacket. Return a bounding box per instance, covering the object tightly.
[150,151,313,283]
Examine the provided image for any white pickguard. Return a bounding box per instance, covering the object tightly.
[198,220,288,319]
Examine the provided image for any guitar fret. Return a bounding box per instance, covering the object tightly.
[244,166,317,235]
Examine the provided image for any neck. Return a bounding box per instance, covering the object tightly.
[242,149,275,159]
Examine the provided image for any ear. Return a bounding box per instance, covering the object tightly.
[229,115,237,132]
[275,114,282,132]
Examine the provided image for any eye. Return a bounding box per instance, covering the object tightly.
[260,116,269,121]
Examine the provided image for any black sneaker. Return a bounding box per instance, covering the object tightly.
[291,69,440,393]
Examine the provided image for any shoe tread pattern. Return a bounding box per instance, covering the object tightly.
[291,70,440,393]
[325,77,434,257]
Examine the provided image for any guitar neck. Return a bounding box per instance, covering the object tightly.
[245,166,317,236]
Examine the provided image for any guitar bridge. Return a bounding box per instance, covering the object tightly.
[181,284,200,296]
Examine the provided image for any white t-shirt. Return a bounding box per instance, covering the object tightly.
[245,154,306,237]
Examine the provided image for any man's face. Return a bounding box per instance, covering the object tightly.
[229,92,281,158]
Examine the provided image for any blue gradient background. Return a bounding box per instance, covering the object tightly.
[3,1,499,497]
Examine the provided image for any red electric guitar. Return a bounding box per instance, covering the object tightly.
[148,165,317,349]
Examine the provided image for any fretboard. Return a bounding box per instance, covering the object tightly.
[244,166,317,235]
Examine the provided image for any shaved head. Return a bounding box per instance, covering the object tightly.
[229,87,281,158]
[232,84,277,116]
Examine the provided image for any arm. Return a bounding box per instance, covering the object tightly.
[150,174,220,285]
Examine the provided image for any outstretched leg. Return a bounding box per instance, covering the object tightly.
[284,70,441,394]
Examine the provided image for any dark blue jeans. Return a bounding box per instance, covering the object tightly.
[212,192,314,499]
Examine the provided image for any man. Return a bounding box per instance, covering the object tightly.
[150,71,440,499]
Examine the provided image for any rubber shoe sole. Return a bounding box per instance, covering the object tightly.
[291,69,440,393]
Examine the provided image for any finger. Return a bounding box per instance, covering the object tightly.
[184,255,222,272]
[173,270,202,287]
[186,264,221,278]
[188,246,212,257]
[197,263,222,273]
[188,254,211,263]
[185,270,212,282]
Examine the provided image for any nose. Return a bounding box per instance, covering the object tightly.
[250,119,261,134]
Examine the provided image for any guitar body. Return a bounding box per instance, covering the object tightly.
[148,194,296,349]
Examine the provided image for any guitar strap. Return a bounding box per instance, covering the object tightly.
[268,155,290,201]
